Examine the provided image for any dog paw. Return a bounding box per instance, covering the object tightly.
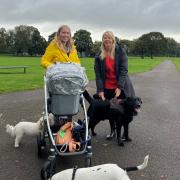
[106,136,113,140]
[106,132,115,140]
[92,132,97,136]
[14,144,19,148]
[122,137,132,142]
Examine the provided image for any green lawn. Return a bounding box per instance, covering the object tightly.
[0,55,177,94]
[0,56,44,93]
[172,59,180,71]
[80,57,163,79]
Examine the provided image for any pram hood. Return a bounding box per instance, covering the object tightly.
[46,63,89,95]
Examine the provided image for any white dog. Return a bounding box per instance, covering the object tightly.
[6,113,54,148]
[51,155,149,180]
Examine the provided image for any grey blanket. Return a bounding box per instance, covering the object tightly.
[46,63,88,95]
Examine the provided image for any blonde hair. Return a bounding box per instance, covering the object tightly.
[54,25,74,53]
[100,31,116,59]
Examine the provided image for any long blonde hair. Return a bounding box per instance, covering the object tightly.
[54,25,74,53]
[100,31,116,59]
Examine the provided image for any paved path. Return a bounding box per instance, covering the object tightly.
[0,60,180,180]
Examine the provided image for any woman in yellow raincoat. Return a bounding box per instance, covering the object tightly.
[41,25,80,68]
[41,24,91,110]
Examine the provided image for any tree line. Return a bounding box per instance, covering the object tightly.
[0,25,180,58]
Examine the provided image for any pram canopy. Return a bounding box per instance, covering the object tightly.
[46,63,88,95]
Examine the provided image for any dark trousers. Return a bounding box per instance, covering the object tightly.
[104,89,125,100]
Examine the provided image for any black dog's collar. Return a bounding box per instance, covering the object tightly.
[71,166,78,180]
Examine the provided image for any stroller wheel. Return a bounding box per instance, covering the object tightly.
[41,160,55,180]
[85,157,92,167]
[37,133,46,157]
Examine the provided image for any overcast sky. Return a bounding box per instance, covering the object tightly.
[1,0,180,42]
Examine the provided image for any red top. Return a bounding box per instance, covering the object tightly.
[105,57,118,89]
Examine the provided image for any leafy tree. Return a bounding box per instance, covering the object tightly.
[6,30,16,54]
[0,27,7,53]
[28,29,39,55]
[48,32,56,43]
[91,41,101,57]
[37,37,47,55]
[28,29,47,55]
[133,39,146,58]
[13,25,47,55]
[138,32,167,58]
[165,37,179,57]
[73,29,93,57]
[177,43,180,57]
[1,25,180,57]
[14,25,30,55]
[132,32,168,58]
[120,39,135,55]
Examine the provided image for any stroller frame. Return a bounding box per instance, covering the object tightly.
[38,76,92,180]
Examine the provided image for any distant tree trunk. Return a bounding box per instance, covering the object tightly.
[141,48,144,59]
[150,49,153,59]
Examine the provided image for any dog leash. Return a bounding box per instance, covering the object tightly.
[71,166,78,180]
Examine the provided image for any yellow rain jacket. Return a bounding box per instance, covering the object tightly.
[41,40,80,69]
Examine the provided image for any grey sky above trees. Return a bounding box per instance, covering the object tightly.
[1,0,180,42]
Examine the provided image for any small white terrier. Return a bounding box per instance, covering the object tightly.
[6,113,54,148]
[51,155,149,180]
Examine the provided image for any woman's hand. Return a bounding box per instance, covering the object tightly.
[98,92,106,101]
[115,88,121,98]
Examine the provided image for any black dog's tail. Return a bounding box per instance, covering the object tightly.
[83,90,94,104]
[123,155,149,172]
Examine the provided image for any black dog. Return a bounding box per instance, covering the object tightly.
[83,91,142,146]
[87,98,111,136]
[110,97,142,146]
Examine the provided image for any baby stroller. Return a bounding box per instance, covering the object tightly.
[37,63,92,180]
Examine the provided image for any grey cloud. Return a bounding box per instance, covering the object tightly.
[1,0,180,41]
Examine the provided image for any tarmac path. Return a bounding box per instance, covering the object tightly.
[0,60,180,180]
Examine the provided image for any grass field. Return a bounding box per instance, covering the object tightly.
[172,59,180,71]
[0,55,178,94]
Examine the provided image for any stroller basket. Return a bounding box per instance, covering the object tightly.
[50,94,80,115]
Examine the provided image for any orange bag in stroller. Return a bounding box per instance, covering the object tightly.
[56,122,80,152]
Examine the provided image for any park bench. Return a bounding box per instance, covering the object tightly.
[0,66,29,74]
